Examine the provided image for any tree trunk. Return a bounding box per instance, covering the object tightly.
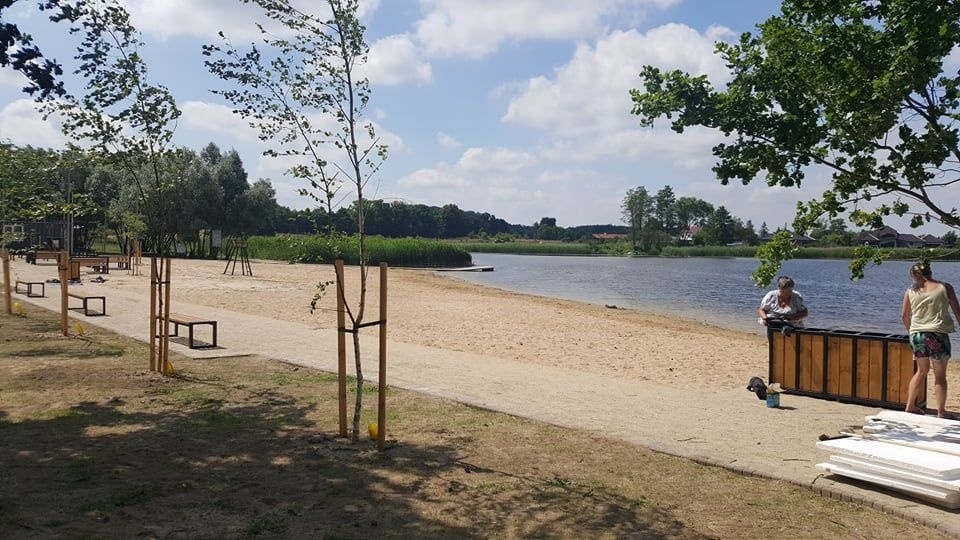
[351,328,363,442]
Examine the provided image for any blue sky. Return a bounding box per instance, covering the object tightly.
[1,0,957,233]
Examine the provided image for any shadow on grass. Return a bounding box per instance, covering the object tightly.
[0,392,696,539]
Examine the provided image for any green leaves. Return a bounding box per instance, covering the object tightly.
[631,0,960,281]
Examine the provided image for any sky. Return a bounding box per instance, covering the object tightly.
[1,0,958,233]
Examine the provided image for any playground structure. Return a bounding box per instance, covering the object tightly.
[222,238,253,277]
[335,259,389,450]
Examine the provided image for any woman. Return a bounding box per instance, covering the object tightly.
[902,261,960,418]
[757,275,809,327]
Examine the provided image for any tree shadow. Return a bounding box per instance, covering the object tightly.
[0,390,700,538]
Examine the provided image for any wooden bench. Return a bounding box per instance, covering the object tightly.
[28,250,61,264]
[162,313,218,349]
[14,280,45,297]
[67,290,106,316]
[103,254,130,270]
[69,256,110,280]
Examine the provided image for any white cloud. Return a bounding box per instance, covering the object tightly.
[180,101,261,142]
[414,0,679,58]
[121,0,380,41]
[0,69,28,91]
[121,0,274,41]
[503,24,730,139]
[396,168,468,189]
[363,34,432,86]
[0,99,66,148]
[436,131,460,149]
[457,147,537,172]
[393,145,623,224]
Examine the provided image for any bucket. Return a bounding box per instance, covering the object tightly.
[766,392,780,408]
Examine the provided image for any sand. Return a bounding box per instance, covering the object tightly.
[83,258,769,391]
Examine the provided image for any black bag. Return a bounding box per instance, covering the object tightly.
[746,376,767,400]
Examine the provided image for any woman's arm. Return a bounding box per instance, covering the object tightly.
[946,283,960,326]
[901,290,912,331]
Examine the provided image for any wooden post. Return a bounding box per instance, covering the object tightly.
[58,250,69,336]
[150,257,157,371]
[162,257,172,375]
[1,249,11,315]
[377,262,387,451]
[335,259,347,438]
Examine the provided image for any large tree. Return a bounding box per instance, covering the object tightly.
[631,0,960,284]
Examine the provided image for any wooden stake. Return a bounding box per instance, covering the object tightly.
[335,259,347,438]
[1,249,11,315]
[58,250,68,336]
[162,258,172,375]
[150,257,157,372]
[377,262,387,451]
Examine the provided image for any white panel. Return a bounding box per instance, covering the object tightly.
[817,438,960,479]
[829,455,960,492]
[817,461,960,509]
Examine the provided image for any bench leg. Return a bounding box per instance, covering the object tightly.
[212,322,217,347]
[189,324,195,349]
[171,322,180,337]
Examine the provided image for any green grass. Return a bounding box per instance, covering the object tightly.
[247,234,472,267]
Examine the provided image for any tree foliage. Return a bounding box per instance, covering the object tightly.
[631,0,960,284]
[33,0,182,254]
[205,0,386,442]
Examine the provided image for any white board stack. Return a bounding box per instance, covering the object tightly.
[816,410,960,508]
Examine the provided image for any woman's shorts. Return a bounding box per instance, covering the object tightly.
[909,332,952,361]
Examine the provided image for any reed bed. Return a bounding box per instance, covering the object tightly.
[247,235,472,267]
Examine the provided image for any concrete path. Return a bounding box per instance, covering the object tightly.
[5,258,960,535]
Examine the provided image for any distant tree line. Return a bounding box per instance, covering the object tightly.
[619,184,892,253]
[2,141,632,251]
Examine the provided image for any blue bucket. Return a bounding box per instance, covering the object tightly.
[766,392,780,408]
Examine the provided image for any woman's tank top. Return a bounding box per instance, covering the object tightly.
[908,283,956,334]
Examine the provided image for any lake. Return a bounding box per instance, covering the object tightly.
[454,253,960,337]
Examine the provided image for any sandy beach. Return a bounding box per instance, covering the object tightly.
[92,258,768,391]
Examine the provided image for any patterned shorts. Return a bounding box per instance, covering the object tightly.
[909,332,952,361]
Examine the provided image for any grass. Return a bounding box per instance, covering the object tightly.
[247,234,472,267]
[0,304,950,539]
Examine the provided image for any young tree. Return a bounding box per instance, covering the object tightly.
[38,0,182,255]
[631,0,960,284]
[205,0,387,441]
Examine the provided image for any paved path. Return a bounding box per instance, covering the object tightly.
[5,259,959,535]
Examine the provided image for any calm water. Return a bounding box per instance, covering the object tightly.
[454,253,960,336]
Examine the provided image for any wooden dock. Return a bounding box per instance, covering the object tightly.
[435,266,494,272]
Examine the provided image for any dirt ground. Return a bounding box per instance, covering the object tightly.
[0,305,948,539]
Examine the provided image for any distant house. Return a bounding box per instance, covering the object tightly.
[860,226,941,248]
[921,234,945,248]
[677,225,700,244]
[591,233,627,241]
[759,231,816,246]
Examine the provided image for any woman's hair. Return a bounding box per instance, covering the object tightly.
[776,275,795,290]
[910,260,932,279]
